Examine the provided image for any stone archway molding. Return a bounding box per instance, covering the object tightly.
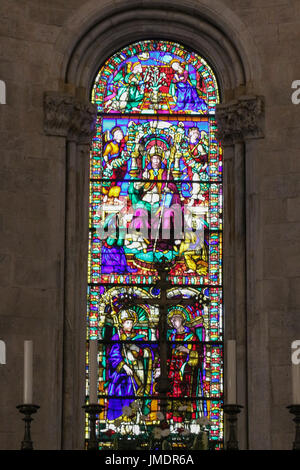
[49,0,262,100]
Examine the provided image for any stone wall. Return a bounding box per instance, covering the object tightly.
[0,0,299,449]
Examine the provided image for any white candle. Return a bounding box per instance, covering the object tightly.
[292,363,300,404]
[227,340,236,404]
[24,340,33,404]
[89,339,98,404]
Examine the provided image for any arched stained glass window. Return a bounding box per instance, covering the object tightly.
[86,40,223,450]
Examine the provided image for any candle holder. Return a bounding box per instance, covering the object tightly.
[223,404,243,450]
[16,404,40,450]
[287,405,300,450]
[83,404,104,451]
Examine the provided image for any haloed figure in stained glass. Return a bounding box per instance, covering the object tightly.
[110,61,145,112]
[170,60,208,113]
[106,309,155,421]
[128,141,182,255]
[166,310,202,421]
[140,146,181,209]
[187,128,208,174]
[125,62,145,112]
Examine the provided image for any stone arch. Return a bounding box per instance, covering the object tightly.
[50,0,261,99]
[43,0,265,449]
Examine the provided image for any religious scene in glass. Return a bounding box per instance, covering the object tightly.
[86,40,223,449]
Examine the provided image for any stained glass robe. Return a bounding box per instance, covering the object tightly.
[107,329,154,420]
[166,326,202,421]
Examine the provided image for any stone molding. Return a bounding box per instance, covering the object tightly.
[51,0,262,92]
[215,95,264,145]
[44,91,97,143]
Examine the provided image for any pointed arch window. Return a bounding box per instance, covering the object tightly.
[86,40,223,449]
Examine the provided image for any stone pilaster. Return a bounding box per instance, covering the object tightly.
[216,95,265,450]
[43,90,97,449]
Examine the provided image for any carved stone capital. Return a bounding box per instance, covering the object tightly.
[44,92,97,143]
[69,101,98,144]
[44,92,74,137]
[215,96,264,145]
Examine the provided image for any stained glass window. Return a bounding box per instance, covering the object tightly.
[86,40,223,450]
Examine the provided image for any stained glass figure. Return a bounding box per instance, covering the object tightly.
[86,40,223,450]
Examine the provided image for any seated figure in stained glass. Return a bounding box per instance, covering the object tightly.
[128,139,182,257]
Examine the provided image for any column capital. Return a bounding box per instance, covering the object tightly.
[215,95,264,145]
[44,91,97,143]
